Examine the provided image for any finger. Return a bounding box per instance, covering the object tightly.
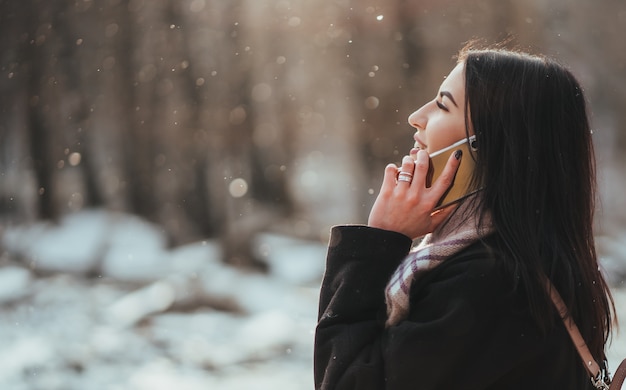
[396,156,416,186]
[431,149,462,194]
[411,150,430,188]
[380,163,399,194]
[400,155,416,174]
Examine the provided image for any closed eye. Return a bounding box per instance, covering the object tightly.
[436,100,449,111]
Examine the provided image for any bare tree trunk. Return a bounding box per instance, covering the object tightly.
[0,0,31,222]
[52,3,104,209]
[210,0,266,269]
[22,0,59,221]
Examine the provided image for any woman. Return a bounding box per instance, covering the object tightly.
[314,44,615,389]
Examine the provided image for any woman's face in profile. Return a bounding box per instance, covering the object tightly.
[408,62,469,158]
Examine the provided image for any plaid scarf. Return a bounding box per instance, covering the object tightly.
[385,208,493,327]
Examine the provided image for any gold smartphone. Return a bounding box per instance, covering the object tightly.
[426,135,478,210]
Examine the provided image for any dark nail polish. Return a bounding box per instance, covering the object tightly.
[454,149,463,160]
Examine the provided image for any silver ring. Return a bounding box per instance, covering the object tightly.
[397,175,412,183]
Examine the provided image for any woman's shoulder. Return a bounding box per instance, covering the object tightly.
[406,234,538,346]
[398,238,584,390]
[412,234,513,304]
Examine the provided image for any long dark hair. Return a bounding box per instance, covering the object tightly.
[458,44,614,360]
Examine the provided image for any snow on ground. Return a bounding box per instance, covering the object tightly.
[0,210,324,390]
[1,210,626,389]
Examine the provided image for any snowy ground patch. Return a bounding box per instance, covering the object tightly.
[1,210,626,389]
[0,210,322,389]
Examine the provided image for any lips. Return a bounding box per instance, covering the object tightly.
[409,137,426,160]
[413,134,426,150]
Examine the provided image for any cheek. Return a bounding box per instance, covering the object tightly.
[428,119,466,152]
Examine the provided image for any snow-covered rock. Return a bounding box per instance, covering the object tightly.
[1,222,49,258]
[0,210,176,282]
[100,214,169,282]
[0,336,56,384]
[1,211,110,274]
[254,232,326,286]
[197,260,318,316]
[106,281,177,327]
[236,310,299,354]
[168,240,222,276]
[0,266,32,303]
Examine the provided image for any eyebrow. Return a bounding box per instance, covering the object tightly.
[440,91,458,107]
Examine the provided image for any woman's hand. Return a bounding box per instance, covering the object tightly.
[367,149,462,239]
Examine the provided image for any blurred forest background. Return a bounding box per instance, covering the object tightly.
[1,0,626,269]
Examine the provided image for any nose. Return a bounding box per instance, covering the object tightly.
[407,104,427,130]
